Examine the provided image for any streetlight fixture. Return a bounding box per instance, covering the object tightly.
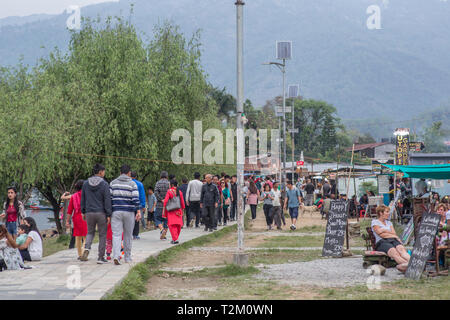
[262,41,292,189]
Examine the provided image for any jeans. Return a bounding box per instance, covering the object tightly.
[5,221,17,236]
[141,211,146,229]
[154,207,168,229]
[305,194,314,206]
[216,204,222,226]
[133,211,140,237]
[250,204,257,220]
[20,249,32,262]
[280,208,286,225]
[289,207,299,219]
[184,206,190,227]
[270,206,282,228]
[111,211,135,261]
[222,207,229,224]
[230,201,237,220]
[84,212,108,259]
[188,201,201,227]
[202,206,216,230]
[147,211,154,224]
[263,204,273,226]
[68,229,76,249]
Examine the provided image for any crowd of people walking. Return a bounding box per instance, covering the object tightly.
[0,165,352,270]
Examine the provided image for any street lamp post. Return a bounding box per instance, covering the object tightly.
[288,84,300,182]
[263,60,287,189]
[234,0,248,266]
[263,41,292,189]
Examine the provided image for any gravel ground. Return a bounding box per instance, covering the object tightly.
[256,257,405,287]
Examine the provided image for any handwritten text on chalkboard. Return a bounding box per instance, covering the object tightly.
[322,200,348,257]
[405,213,441,280]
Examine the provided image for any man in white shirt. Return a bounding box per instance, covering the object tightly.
[269,182,283,230]
[186,172,203,228]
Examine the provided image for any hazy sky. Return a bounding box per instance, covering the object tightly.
[0,0,119,19]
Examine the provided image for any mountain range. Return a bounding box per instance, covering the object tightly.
[1,0,450,123]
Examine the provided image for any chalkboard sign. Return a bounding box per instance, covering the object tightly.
[405,213,441,280]
[322,200,348,257]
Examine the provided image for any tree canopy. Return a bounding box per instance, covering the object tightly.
[0,16,233,232]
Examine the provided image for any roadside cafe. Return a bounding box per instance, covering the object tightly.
[381,163,450,278]
[318,164,448,280]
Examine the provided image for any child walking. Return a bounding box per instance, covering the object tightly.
[66,180,88,260]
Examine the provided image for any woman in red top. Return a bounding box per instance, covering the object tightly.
[163,179,185,245]
[1,187,26,237]
[65,180,88,259]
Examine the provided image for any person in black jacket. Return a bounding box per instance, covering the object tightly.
[200,174,219,232]
[80,163,112,264]
[230,175,238,221]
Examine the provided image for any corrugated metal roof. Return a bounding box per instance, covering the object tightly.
[345,142,391,152]
[410,153,450,158]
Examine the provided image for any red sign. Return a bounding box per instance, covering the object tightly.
[297,161,304,166]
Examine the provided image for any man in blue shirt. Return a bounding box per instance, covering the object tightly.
[131,171,146,239]
[283,180,303,231]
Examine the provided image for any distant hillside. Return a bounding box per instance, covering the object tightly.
[0,13,55,27]
[1,0,450,121]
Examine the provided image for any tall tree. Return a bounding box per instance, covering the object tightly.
[421,121,449,153]
[291,99,341,157]
[0,16,229,233]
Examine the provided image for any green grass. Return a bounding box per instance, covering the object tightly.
[104,216,246,300]
[319,276,450,300]
[42,233,100,257]
[42,236,71,257]
[248,249,323,265]
[164,264,260,278]
[257,235,325,248]
[282,224,326,234]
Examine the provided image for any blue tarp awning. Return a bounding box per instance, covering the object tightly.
[382,164,450,179]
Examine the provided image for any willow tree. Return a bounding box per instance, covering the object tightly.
[0,16,232,233]
[0,64,43,202]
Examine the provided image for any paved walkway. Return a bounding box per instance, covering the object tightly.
[0,223,235,300]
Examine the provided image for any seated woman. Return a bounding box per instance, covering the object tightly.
[18,217,43,262]
[436,203,448,266]
[0,225,25,270]
[371,205,410,273]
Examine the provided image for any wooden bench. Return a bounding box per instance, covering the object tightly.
[362,227,398,269]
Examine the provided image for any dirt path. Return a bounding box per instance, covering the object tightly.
[144,207,448,300]
[145,206,330,299]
